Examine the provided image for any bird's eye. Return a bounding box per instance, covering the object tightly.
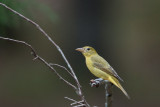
[87,48,90,51]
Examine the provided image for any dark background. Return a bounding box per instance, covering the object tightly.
[0,0,160,107]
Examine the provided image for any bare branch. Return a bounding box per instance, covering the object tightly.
[0,36,77,90]
[90,78,112,107]
[105,82,112,107]
[49,63,74,78]
[0,36,37,57]
[64,97,86,107]
[0,2,90,107]
[0,2,79,86]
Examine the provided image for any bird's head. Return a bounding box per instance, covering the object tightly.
[76,46,97,57]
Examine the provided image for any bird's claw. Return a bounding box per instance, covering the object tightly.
[90,79,100,88]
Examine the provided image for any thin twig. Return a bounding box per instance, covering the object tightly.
[64,97,86,107]
[0,36,77,90]
[0,2,79,86]
[0,3,90,107]
[49,63,74,78]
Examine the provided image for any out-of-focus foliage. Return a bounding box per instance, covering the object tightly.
[0,0,58,34]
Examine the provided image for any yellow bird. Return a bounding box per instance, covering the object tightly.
[76,46,130,99]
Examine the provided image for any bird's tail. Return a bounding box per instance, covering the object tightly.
[108,76,130,99]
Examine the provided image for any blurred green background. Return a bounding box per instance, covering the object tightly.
[0,0,160,107]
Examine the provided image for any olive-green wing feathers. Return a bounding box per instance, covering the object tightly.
[91,56,123,82]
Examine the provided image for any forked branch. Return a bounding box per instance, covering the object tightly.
[0,36,77,90]
[0,2,90,107]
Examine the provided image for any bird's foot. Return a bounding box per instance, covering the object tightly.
[90,78,104,88]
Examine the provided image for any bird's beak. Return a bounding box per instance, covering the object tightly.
[75,48,84,53]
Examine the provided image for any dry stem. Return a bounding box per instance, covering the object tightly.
[0,2,90,106]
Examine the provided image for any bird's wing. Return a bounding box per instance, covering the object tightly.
[91,56,124,82]
[107,65,124,82]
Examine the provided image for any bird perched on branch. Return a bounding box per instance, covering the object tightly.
[76,46,130,99]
